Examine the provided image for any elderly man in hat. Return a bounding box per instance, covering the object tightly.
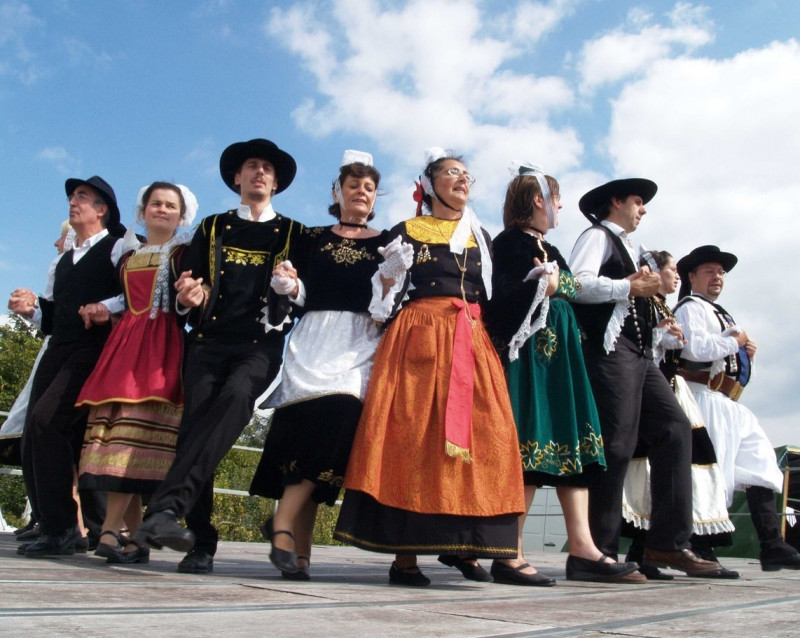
[134,138,304,574]
[568,178,723,578]
[8,176,125,557]
[674,245,800,571]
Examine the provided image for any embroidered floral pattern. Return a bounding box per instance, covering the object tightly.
[557,271,578,300]
[321,238,376,266]
[534,326,558,365]
[316,469,344,487]
[521,430,604,475]
[305,226,324,237]
[223,246,267,266]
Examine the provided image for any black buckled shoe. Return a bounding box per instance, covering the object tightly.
[94,531,124,561]
[438,555,492,582]
[260,516,298,574]
[282,556,310,581]
[490,560,556,586]
[133,510,195,553]
[177,548,214,573]
[24,525,80,558]
[110,539,150,565]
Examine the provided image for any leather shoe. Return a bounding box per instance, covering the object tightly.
[565,554,639,582]
[24,525,80,558]
[94,530,124,561]
[490,560,556,586]
[74,536,90,554]
[282,556,310,581]
[261,516,298,573]
[15,522,42,542]
[760,548,800,572]
[638,563,674,580]
[438,555,492,582]
[110,540,150,565]
[643,548,723,576]
[133,510,195,553]
[389,562,430,586]
[177,548,214,573]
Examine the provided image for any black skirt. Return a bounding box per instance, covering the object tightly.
[334,489,518,558]
[249,394,363,506]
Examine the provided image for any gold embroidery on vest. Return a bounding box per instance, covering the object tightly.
[321,238,376,266]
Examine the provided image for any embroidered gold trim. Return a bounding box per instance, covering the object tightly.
[321,238,376,266]
[223,246,268,266]
[404,216,477,247]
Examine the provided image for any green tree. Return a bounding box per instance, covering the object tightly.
[0,314,42,411]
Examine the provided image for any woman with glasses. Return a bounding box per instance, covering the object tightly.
[334,148,526,587]
[248,151,387,581]
[485,165,641,584]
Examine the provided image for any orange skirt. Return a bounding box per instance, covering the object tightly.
[344,297,525,517]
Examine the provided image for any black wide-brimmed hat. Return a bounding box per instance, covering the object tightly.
[578,178,658,222]
[219,138,297,195]
[677,245,738,299]
[65,175,125,237]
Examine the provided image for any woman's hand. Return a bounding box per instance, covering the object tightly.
[78,303,111,328]
[175,270,206,308]
[271,260,299,298]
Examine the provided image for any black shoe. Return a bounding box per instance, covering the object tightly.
[760,548,800,571]
[109,539,150,565]
[177,548,214,573]
[16,541,33,555]
[565,554,640,582]
[282,556,310,581]
[133,510,195,553]
[261,516,298,573]
[14,520,38,537]
[94,531,124,561]
[24,526,80,558]
[74,536,89,554]
[389,562,430,586]
[15,522,42,542]
[638,563,674,580]
[438,555,492,582]
[490,560,556,586]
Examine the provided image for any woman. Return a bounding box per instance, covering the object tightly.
[249,151,387,580]
[76,181,197,564]
[486,164,639,584]
[622,249,737,578]
[334,148,526,587]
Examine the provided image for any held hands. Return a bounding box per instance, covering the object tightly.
[628,267,660,297]
[175,270,206,308]
[270,260,299,298]
[8,288,37,318]
[525,258,560,296]
[377,236,414,281]
[78,303,110,329]
[658,317,686,344]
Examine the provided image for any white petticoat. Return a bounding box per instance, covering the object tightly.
[265,310,381,408]
[687,381,784,505]
[622,375,735,536]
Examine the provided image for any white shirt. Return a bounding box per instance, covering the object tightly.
[569,220,637,303]
[674,294,739,363]
[31,230,125,327]
[237,202,276,222]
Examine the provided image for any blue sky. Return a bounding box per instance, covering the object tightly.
[2,0,799,442]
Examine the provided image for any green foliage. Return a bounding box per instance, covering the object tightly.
[0,314,42,412]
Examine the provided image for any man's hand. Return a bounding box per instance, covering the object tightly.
[745,338,757,361]
[8,288,37,318]
[658,317,685,342]
[627,268,660,297]
[175,270,206,308]
[271,260,299,298]
[78,303,111,329]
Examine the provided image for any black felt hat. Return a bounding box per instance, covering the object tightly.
[64,175,125,237]
[578,178,658,223]
[677,245,738,299]
[219,138,297,195]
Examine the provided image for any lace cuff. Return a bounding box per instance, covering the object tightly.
[508,276,550,362]
[369,270,407,322]
[603,298,630,353]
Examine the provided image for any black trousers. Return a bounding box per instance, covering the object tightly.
[21,339,104,535]
[145,339,281,555]
[584,336,693,557]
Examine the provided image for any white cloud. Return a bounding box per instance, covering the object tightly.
[35,146,81,175]
[0,0,44,84]
[62,36,113,69]
[604,38,800,444]
[577,2,714,93]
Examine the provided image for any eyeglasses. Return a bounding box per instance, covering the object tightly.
[696,267,726,277]
[68,191,93,203]
[442,167,476,185]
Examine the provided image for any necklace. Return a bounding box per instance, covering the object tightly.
[428,218,475,327]
[338,220,368,229]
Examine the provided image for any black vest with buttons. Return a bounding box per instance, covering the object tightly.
[49,234,118,345]
[571,224,652,352]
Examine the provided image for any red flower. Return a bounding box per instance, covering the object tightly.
[413,180,425,216]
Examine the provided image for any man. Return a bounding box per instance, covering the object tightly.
[569,178,722,578]
[134,138,304,574]
[674,245,800,571]
[8,176,125,557]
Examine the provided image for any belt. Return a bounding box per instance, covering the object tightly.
[679,370,744,402]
